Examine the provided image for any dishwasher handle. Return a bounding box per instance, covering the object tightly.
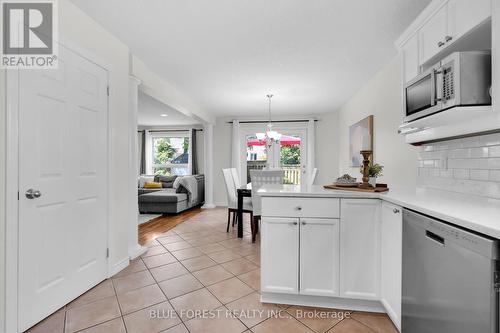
[426,230,445,246]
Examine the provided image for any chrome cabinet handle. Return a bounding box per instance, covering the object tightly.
[292,221,298,225]
[393,208,400,214]
[294,206,302,211]
[437,41,445,47]
[445,35,452,42]
[25,189,42,199]
[301,221,306,225]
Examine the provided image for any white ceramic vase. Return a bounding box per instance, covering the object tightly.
[369,177,377,187]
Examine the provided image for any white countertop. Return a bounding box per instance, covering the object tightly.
[258,184,500,239]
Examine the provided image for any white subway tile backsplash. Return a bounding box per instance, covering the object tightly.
[453,169,469,179]
[418,134,500,199]
[489,146,500,157]
[490,170,500,182]
[470,169,489,181]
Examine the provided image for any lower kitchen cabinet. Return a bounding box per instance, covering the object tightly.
[300,218,340,297]
[381,201,403,330]
[340,199,381,300]
[261,217,299,294]
[261,216,340,297]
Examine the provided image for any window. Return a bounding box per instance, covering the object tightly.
[151,133,190,176]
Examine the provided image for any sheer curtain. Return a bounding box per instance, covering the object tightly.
[231,120,241,180]
[189,128,198,175]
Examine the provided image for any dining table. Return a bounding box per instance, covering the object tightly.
[236,183,252,238]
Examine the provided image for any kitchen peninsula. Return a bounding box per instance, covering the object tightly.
[257,184,500,330]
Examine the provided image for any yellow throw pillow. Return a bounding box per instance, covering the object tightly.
[144,181,163,188]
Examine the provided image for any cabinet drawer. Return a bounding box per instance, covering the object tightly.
[262,197,340,218]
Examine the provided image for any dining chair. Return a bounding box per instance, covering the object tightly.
[222,168,253,233]
[250,169,284,242]
[230,168,241,190]
[308,168,318,186]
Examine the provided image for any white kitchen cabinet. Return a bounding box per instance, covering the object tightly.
[381,202,403,331]
[447,0,491,45]
[261,217,299,294]
[418,0,491,66]
[340,199,381,300]
[300,218,340,297]
[401,34,419,83]
[418,4,448,65]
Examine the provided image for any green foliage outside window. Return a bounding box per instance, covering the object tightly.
[280,144,300,165]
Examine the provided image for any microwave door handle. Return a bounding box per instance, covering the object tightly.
[433,68,444,104]
[430,70,436,106]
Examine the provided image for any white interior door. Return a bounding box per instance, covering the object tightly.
[18,44,109,331]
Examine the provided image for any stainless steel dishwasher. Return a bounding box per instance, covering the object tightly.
[402,209,500,333]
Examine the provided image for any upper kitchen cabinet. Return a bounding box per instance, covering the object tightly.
[447,0,491,45]
[418,0,491,66]
[401,34,419,83]
[418,4,448,65]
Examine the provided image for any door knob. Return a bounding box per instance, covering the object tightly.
[445,35,452,42]
[393,208,400,214]
[25,189,42,199]
[437,41,445,47]
[292,221,298,225]
[301,221,307,225]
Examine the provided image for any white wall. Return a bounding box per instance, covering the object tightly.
[315,112,340,186]
[336,56,418,188]
[213,118,233,205]
[58,0,132,273]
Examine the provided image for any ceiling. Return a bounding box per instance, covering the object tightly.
[71,0,431,117]
[138,91,201,126]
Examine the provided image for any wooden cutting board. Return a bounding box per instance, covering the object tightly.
[323,183,389,193]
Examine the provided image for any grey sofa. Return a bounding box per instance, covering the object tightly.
[138,174,205,214]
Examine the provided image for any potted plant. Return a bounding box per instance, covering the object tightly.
[360,163,384,187]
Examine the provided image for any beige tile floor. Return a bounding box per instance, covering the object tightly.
[26,208,398,333]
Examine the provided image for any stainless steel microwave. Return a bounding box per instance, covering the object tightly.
[404,51,491,123]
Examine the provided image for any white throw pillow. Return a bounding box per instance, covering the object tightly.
[173,176,183,189]
[138,175,154,188]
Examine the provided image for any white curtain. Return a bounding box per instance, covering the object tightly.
[231,120,242,180]
[144,130,152,174]
[307,119,316,183]
[188,129,194,175]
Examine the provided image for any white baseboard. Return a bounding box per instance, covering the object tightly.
[215,202,227,207]
[380,298,401,331]
[201,203,216,209]
[128,243,148,260]
[261,292,385,314]
[108,256,129,278]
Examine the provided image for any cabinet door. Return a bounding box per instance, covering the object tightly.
[401,34,419,83]
[300,218,340,297]
[261,217,299,294]
[418,4,447,65]
[340,199,381,299]
[381,202,403,330]
[447,0,491,43]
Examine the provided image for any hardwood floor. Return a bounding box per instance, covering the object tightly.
[138,207,204,245]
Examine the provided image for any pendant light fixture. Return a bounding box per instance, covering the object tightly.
[263,94,281,147]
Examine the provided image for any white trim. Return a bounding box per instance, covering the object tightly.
[5,68,19,333]
[128,75,147,263]
[380,298,401,331]
[108,256,130,278]
[260,292,385,313]
[201,203,216,209]
[128,244,148,260]
[5,37,113,333]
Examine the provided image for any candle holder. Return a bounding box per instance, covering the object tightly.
[359,150,373,189]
